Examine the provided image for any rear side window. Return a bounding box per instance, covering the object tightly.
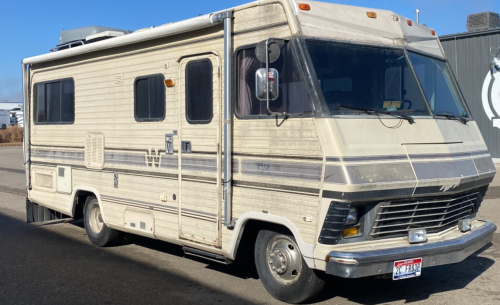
[134,74,165,122]
[185,59,213,124]
[34,79,74,124]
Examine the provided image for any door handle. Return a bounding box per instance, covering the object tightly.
[165,134,174,154]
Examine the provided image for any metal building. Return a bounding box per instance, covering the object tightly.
[440,14,500,160]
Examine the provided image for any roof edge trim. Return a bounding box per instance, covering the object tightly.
[23,12,230,65]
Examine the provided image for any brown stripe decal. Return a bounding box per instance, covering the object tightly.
[101,195,217,222]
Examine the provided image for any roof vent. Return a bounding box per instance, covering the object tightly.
[51,26,132,52]
[467,12,500,32]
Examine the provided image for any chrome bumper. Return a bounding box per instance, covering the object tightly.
[325,220,497,278]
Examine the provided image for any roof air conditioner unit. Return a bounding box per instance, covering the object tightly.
[51,26,132,52]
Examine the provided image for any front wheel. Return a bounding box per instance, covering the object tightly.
[84,197,121,247]
[254,230,325,304]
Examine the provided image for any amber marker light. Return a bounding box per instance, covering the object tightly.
[343,227,358,237]
[430,30,436,36]
[299,3,310,11]
[407,19,413,26]
[366,12,377,18]
[164,79,175,87]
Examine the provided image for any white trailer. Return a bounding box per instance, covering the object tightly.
[0,109,10,129]
[22,1,497,303]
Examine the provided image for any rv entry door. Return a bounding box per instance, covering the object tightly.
[178,54,222,247]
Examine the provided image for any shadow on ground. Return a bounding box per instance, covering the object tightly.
[1,209,496,305]
[314,244,495,304]
[0,212,256,305]
[77,220,496,305]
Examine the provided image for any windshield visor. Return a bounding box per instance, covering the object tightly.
[408,52,469,118]
[306,41,430,116]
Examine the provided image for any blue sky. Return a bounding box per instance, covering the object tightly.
[1,0,499,104]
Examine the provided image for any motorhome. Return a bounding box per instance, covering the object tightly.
[22,0,497,303]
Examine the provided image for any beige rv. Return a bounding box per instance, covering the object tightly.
[22,0,497,303]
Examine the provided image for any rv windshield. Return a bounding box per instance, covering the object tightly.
[408,52,469,119]
[305,40,430,116]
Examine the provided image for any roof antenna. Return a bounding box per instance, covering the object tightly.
[416,9,420,23]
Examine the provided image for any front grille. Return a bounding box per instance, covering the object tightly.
[371,192,478,239]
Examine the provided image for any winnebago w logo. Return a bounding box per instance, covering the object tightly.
[482,47,500,128]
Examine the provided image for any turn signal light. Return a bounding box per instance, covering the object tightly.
[407,19,413,26]
[164,79,175,87]
[430,30,436,36]
[299,3,311,11]
[366,12,377,19]
[343,227,358,237]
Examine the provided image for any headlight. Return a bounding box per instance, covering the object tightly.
[345,207,358,226]
[343,207,360,237]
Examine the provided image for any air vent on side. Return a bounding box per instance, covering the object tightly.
[85,133,105,169]
[32,167,56,192]
[35,173,54,188]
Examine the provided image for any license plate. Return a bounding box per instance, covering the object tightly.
[393,258,422,280]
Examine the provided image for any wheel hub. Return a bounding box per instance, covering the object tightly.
[269,250,288,274]
[266,236,302,284]
[89,203,104,234]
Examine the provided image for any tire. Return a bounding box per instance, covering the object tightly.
[84,197,121,247]
[254,230,325,304]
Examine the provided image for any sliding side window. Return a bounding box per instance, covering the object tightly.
[34,78,75,124]
[134,74,166,122]
[185,59,213,124]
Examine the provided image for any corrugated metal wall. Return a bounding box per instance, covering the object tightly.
[440,29,500,158]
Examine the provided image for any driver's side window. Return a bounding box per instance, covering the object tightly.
[236,44,312,117]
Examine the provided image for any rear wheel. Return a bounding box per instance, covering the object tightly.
[254,230,325,304]
[84,197,121,247]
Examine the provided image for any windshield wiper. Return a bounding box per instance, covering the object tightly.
[338,105,415,124]
[434,113,468,125]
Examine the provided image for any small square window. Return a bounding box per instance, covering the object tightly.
[134,74,166,122]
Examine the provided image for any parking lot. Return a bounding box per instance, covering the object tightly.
[1,145,499,304]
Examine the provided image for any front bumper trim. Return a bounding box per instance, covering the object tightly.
[325,220,496,278]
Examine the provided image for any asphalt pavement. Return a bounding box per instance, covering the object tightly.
[0,146,499,305]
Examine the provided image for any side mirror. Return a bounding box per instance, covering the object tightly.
[255,40,281,64]
[254,38,286,116]
[255,68,279,101]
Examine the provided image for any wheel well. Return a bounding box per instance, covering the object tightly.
[73,191,94,220]
[235,219,293,262]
